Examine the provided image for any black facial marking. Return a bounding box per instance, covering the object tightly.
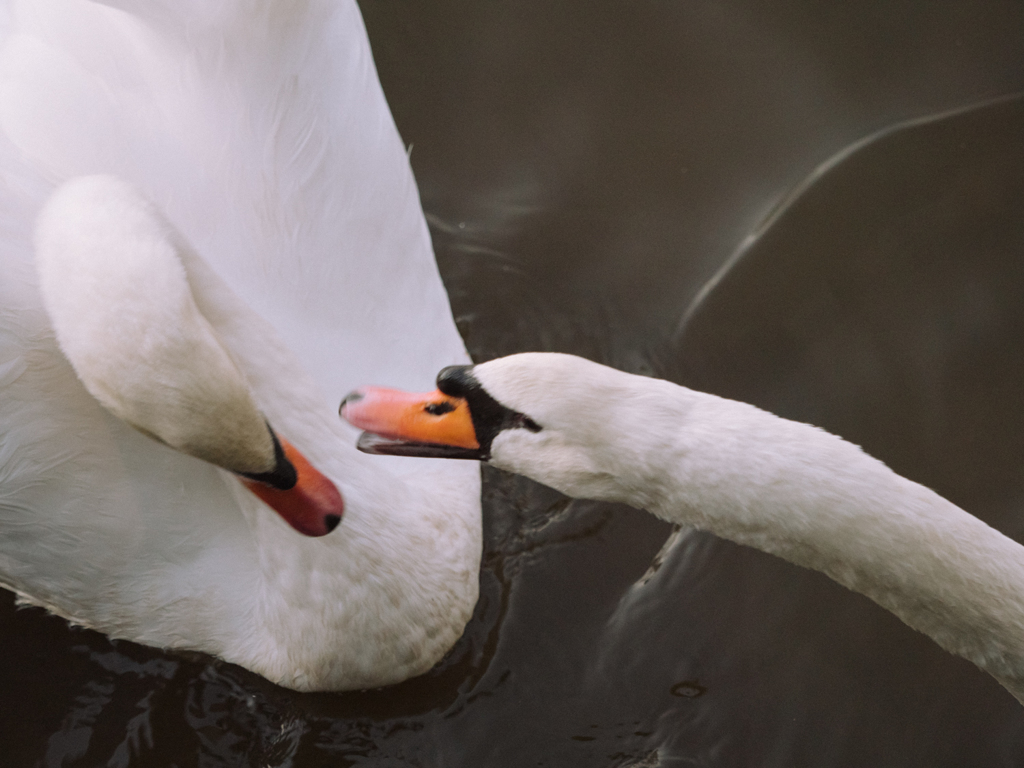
[514,414,543,433]
[437,365,542,459]
[424,400,455,416]
[238,425,298,490]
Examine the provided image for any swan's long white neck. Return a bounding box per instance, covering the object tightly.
[479,354,1024,703]
[658,392,1024,703]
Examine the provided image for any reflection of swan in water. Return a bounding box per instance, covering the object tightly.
[0,1,480,692]
[343,352,1024,704]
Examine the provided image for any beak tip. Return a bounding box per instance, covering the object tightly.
[324,513,342,533]
[355,430,383,454]
[339,389,365,418]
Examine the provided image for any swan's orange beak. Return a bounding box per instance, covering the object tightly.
[340,387,482,459]
[242,438,344,537]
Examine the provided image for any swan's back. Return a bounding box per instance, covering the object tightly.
[0,0,481,691]
[0,0,464,393]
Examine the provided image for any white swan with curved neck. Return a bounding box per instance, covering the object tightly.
[342,352,1024,704]
[0,1,480,691]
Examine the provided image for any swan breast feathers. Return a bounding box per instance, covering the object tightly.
[0,2,480,692]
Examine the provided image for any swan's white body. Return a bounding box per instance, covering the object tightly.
[344,353,1024,704]
[0,0,481,691]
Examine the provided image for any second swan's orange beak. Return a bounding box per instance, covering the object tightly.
[242,437,344,537]
[339,387,482,459]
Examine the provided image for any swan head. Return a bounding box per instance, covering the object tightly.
[236,433,344,537]
[35,175,344,537]
[342,352,663,504]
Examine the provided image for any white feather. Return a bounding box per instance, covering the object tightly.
[0,0,481,692]
[475,352,1024,704]
[35,175,279,475]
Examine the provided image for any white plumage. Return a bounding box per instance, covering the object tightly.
[0,0,481,691]
[343,352,1024,704]
[478,354,1024,704]
[35,175,282,477]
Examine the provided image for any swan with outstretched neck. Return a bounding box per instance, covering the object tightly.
[342,352,1024,704]
[0,0,480,691]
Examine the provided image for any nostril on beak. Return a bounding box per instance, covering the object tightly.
[339,390,364,415]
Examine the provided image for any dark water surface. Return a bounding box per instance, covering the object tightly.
[3,1,1024,765]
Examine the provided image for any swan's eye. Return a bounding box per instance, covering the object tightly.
[424,401,455,416]
[514,414,542,433]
